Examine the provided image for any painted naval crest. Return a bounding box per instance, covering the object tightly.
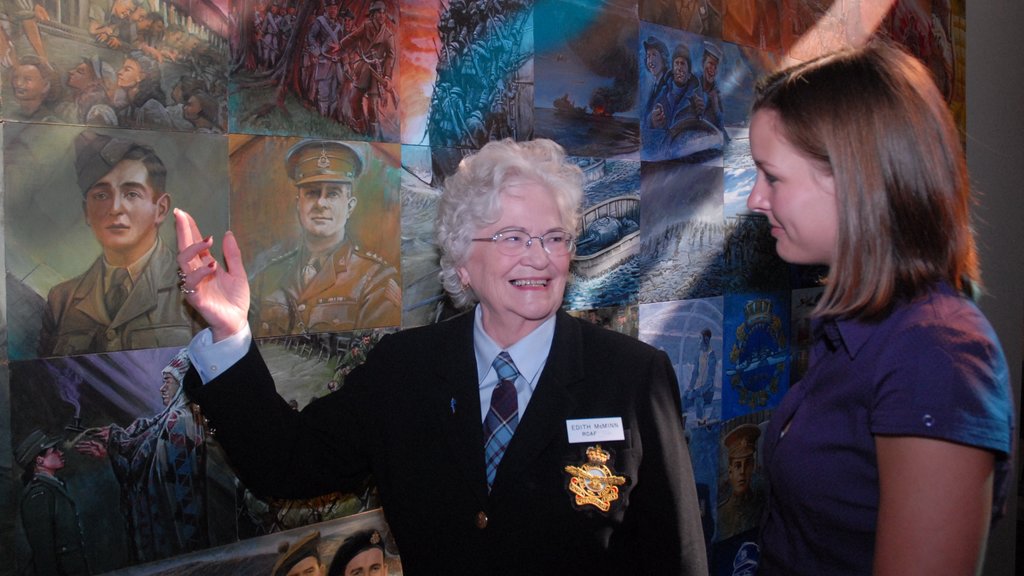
[564,445,628,512]
[726,298,788,409]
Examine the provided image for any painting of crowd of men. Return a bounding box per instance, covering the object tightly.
[1,0,228,132]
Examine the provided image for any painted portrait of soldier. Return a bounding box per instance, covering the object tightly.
[229,136,401,338]
[3,124,228,361]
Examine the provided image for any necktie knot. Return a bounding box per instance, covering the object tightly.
[492,351,519,384]
[105,267,130,317]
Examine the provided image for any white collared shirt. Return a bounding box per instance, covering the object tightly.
[471,305,556,424]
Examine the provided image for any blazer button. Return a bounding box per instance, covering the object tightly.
[475,511,488,530]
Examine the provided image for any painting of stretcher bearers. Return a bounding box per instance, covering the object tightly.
[3,124,228,361]
[229,135,402,338]
[1,0,228,132]
[417,0,535,150]
[722,0,781,51]
[228,0,399,142]
[8,346,240,572]
[568,303,639,338]
[639,296,723,428]
[721,292,789,420]
[534,0,640,158]
[100,510,401,575]
[638,160,725,303]
[721,134,790,294]
[561,156,641,309]
[640,0,724,38]
[639,23,732,162]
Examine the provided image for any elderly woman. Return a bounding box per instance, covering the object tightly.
[175,139,706,574]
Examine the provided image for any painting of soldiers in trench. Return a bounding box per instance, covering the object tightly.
[401,0,535,150]
[721,292,789,420]
[229,0,400,141]
[229,136,402,338]
[638,160,725,303]
[533,0,640,158]
[3,124,228,361]
[563,157,641,310]
[0,0,228,132]
[639,296,723,428]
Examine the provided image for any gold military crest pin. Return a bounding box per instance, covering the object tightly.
[563,444,627,512]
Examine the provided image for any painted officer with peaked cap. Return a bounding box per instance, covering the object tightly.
[717,423,765,540]
[250,140,400,337]
[39,129,193,358]
[17,430,91,576]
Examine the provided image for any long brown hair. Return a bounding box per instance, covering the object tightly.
[753,41,978,320]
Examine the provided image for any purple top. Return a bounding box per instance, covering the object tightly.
[759,283,1014,575]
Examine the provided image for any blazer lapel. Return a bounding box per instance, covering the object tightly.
[491,311,582,493]
[438,312,490,506]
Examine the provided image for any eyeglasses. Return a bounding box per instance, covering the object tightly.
[471,227,575,257]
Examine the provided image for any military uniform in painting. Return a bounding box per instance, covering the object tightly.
[251,242,399,336]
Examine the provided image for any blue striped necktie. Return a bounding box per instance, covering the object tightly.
[483,351,519,490]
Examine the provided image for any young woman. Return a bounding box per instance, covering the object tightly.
[746,41,1014,575]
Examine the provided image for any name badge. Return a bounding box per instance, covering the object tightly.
[566,417,625,443]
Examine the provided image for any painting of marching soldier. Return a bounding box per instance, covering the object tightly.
[229,0,398,142]
[2,124,228,361]
[0,0,228,131]
[229,136,401,338]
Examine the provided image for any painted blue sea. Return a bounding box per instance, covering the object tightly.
[535,108,640,159]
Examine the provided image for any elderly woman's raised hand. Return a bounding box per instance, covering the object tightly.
[174,208,250,342]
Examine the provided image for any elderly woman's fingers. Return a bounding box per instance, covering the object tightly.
[174,208,197,252]
[221,231,247,278]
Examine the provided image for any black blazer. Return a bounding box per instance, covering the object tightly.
[186,310,708,575]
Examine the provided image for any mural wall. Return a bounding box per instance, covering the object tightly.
[0,0,966,574]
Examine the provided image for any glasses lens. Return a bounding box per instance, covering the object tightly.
[542,231,573,256]
[495,231,526,256]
